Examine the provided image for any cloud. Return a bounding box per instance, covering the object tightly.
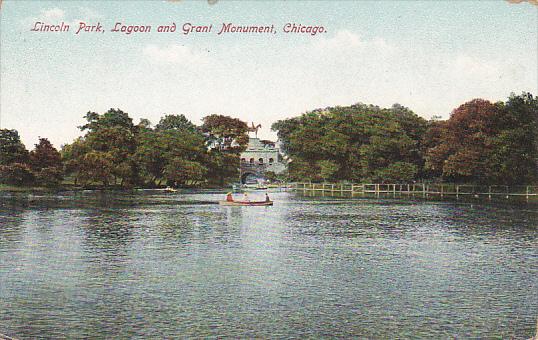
[308,30,397,63]
[258,29,535,119]
[41,8,65,20]
[143,44,210,66]
[68,6,103,28]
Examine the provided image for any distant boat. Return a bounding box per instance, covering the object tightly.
[219,200,273,206]
[164,187,177,193]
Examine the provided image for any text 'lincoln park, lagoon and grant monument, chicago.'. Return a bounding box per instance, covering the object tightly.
[30,21,327,36]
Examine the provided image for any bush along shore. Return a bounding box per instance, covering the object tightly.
[1,92,536,191]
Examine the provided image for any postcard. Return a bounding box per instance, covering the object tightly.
[0,1,537,338]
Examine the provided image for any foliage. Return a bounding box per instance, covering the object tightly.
[29,138,62,171]
[27,138,64,186]
[164,158,207,186]
[201,114,250,185]
[368,161,417,183]
[60,110,249,188]
[274,93,536,185]
[156,114,198,132]
[201,114,249,152]
[424,93,537,184]
[77,151,115,186]
[36,167,64,187]
[287,158,321,182]
[0,163,35,186]
[318,160,339,181]
[487,93,538,184]
[272,103,427,183]
[0,129,29,166]
[2,92,535,189]
[63,108,140,187]
[136,123,208,186]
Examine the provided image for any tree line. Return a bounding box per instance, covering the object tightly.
[1,92,536,188]
[271,92,537,185]
[0,110,249,188]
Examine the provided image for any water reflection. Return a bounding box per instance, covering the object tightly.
[0,209,26,251]
[0,191,536,338]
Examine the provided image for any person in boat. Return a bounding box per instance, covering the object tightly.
[265,193,270,202]
[226,192,234,202]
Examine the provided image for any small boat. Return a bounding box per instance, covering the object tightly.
[164,186,178,193]
[219,200,273,206]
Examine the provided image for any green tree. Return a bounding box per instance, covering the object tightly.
[61,137,91,186]
[0,129,29,165]
[486,93,538,184]
[75,108,140,187]
[164,158,207,186]
[156,114,198,132]
[318,160,339,182]
[136,117,208,186]
[287,158,321,182]
[36,167,64,187]
[0,163,34,186]
[201,114,249,152]
[272,103,427,182]
[370,161,417,183]
[202,114,249,185]
[77,151,115,186]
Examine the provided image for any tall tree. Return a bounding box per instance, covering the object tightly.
[136,116,208,186]
[201,114,249,185]
[487,92,538,184]
[156,114,198,132]
[201,114,249,152]
[0,129,29,166]
[81,109,139,186]
[272,103,427,182]
[29,138,62,171]
[424,93,538,185]
[29,138,63,187]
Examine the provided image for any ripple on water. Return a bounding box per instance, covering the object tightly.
[0,192,536,338]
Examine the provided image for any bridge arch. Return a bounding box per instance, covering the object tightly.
[241,171,259,184]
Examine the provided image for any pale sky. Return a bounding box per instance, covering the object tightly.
[1,0,537,148]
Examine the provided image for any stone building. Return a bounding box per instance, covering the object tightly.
[240,137,287,184]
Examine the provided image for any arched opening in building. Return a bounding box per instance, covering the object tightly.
[241,172,259,184]
[269,158,274,164]
[249,158,254,164]
[258,158,264,164]
[241,158,246,163]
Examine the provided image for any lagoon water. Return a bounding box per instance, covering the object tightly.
[0,191,537,338]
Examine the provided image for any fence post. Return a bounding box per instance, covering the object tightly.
[456,185,459,200]
[488,186,492,201]
[527,186,530,203]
